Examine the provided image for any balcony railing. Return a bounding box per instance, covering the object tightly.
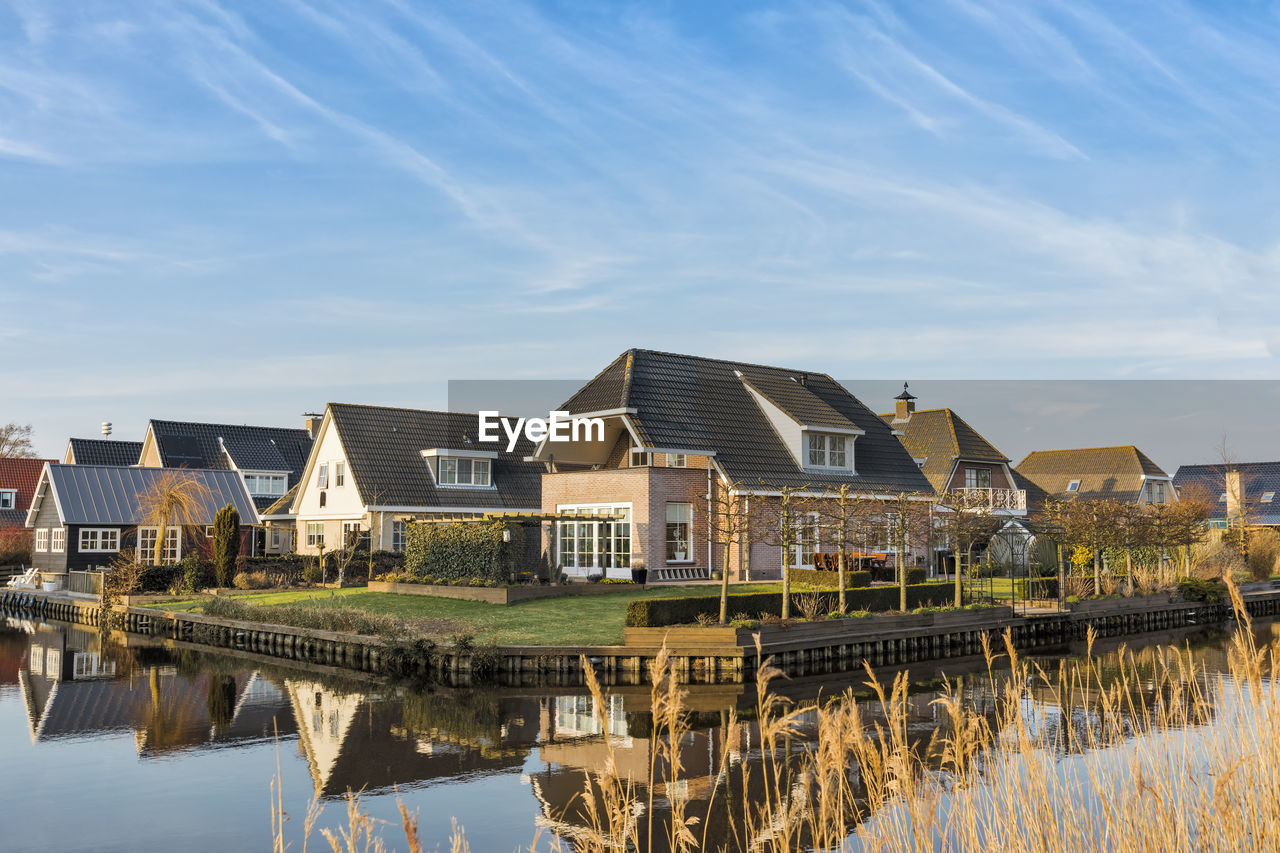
[961,487,1027,512]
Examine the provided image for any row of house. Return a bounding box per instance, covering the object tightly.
[3,348,1260,583]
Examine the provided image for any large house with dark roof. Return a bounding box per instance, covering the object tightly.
[530,349,934,582]
[0,457,56,527]
[1172,461,1280,528]
[1015,446,1176,505]
[288,404,543,556]
[878,384,1029,515]
[25,463,259,576]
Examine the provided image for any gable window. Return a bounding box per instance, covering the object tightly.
[438,457,491,487]
[1066,480,1081,493]
[79,528,120,553]
[666,503,692,562]
[35,528,48,552]
[965,468,992,490]
[1145,481,1167,503]
[666,453,687,468]
[306,522,325,548]
[335,462,345,487]
[1264,492,1276,504]
[391,521,407,553]
[317,463,328,489]
[0,490,14,510]
[630,446,652,468]
[51,528,65,553]
[806,433,848,469]
[137,527,181,565]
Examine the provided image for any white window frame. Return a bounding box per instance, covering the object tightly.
[341,520,363,548]
[793,511,820,567]
[317,462,329,489]
[270,528,281,548]
[1263,492,1276,504]
[666,453,687,468]
[335,462,345,487]
[1066,480,1081,493]
[51,528,65,553]
[556,504,632,574]
[391,520,407,553]
[35,528,48,552]
[243,471,287,498]
[79,528,120,553]
[306,522,325,548]
[964,467,992,490]
[665,502,692,563]
[805,432,849,470]
[0,489,15,510]
[437,456,492,487]
[137,527,182,565]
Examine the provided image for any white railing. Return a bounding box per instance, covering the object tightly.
[962,488,1027,512]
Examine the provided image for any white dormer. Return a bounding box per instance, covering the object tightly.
[738,372,863,474]
[421,448,498,488]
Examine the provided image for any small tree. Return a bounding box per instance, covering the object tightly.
[137,470,214,567]
[0,423,37,458]
[812,484,880,613]
[693,478,751,624]
[885,492,934,611]
[754,483,810,620]
[212,505,240,587]
[936,489,1003,607]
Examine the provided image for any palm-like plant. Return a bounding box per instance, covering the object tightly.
[137,470,215,565]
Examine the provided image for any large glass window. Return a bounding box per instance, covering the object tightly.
[244,472,286,497]
[806,433,848,468]
[306,522,325,548]
[556,506,632,570]
[666,503,692,562]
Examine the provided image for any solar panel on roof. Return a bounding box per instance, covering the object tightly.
[162,435,205,466]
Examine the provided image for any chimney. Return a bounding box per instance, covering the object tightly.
[894,382,917,422]
[303,412,323,439]
[1226,469,1244,523]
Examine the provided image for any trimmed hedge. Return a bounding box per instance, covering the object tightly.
[404,522,523,583]
[626,582,954,628]
[790,568,873,588]
[904,567,927,585]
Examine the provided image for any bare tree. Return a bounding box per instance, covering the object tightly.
[0,423,37,458]
[693,478,751,624]
[811,484,880,613]
[885,492,934,611]
[754,483,810,620]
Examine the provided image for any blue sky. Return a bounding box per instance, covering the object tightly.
[3,1,1280,459]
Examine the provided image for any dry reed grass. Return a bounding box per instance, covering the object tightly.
[279,575,1279,852]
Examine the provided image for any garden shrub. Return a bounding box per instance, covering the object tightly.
[789,568,872,588]
[625,582,954,628]
[904,567,927,585]
[232,571,271,590]
[1177,577,1227,603]
[179,553,208,594]
[404,522,522,583]
[0,525,32,566]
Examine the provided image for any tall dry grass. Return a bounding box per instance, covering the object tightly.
[282,575,1280,852]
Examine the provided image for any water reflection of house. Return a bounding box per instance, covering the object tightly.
[17,626,294,751]
[285,681,539,799]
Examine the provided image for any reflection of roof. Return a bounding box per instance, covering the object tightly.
[67,439,143,466]
[325,405,543,510]
[0,458,56,517]
[32,464,260,526]
[558,350,932,492]
[1015,446,1169,502]
[877,408,1008,492]
[148,420,313,489]
[1173,462,1280,525]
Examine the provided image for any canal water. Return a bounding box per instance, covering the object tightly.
[0,616,1269,852]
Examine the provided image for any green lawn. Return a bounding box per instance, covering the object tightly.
[150,583,779,646]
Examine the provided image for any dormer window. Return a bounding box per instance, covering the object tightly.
[1066,480,1081,493]
[243,472,287,497]
[1264,492,1276,503]
[806,433,848,469]
[0,489,14,510]
[439,457,491,487]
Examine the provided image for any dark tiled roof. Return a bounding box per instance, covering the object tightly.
[67,439,142,466]
[877,408,1008,492]
[0,458,56,514]
[327,404,543,510]
[35,464,260,525]
[1173,462,1280,525]
[559,350,933,493]
[0,509,25,526]
[1015,446,1170,503]
[148,420,313,490]
[259,483,300,519]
